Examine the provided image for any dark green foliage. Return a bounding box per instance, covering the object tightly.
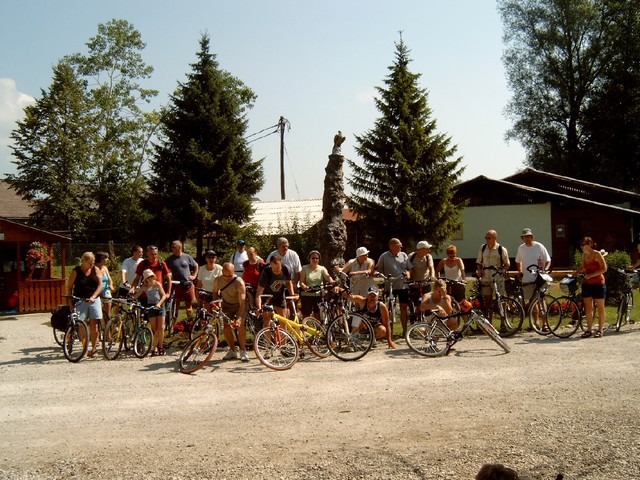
[149,33,264,257]
[347,37,464,251]
[7,61,95,237]
[603,250,631,304]
[499,0,640,191]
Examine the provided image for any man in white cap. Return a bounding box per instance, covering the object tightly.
[409,241,436,283]
[337,246,375,297]
[515,227,551,329]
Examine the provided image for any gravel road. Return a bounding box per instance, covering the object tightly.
[1,313,639,479]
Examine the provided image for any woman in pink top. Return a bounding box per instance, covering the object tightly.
[575,237,607,337]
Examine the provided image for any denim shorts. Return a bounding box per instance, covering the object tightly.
[76,297,103,321]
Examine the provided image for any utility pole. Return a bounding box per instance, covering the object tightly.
[278,116,290,200]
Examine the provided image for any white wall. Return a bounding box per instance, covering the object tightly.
[438,203,552,260]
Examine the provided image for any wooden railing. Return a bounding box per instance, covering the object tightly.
[18,279,66,313]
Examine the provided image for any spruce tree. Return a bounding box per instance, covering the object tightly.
[348,37,464,250]
[150,33,264,255]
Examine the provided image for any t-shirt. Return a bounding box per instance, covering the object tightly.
[258,264,291,304]
[266,249,302,280]
[300,265,329,297]
[231,250,249,273]
[515,242,551,283]
[120,256,143,288]
[242,259,265,289]
[410,253,434,281]
[197,264,223,293]
[376,251,413,290]
[136,258,170,289]
[166,253,197,284]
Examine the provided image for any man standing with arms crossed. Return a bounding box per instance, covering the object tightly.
[376,238,413,338]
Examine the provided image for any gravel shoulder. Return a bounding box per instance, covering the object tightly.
[1,314,639,479]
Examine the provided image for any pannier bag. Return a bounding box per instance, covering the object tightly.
[50,305,71,331]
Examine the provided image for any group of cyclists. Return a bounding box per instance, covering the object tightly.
[67,225,629,361]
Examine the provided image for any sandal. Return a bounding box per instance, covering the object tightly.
[150,350,158,357]
[594,330,602,338]
[580,331,592,338]
[158,348,165,356]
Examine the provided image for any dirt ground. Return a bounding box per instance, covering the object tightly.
[0,313,639,480]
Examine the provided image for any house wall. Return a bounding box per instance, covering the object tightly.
[439,203,552,267]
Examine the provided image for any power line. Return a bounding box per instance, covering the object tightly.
[246,123,279,139]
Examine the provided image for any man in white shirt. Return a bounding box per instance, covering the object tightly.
[515,227,551,329]
[117,245,143,297]
[230,239,248,274]
[266,237,302,289]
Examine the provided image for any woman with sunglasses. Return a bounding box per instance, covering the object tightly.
[299,250,334,319]
[575,237,607,337]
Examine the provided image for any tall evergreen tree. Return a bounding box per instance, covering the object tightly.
[7,61,95,237]
[348,37,464,250]
[150,33,264,255]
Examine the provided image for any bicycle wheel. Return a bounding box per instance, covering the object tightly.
[326,313,374,361]
[133,325,154,358]
[476,314,511,353]
[529,294,556,335]
[179,333,218,374]
[189,313,211,341]
[123,314,136,351]
[63,321,88,363]
[405,321,450,357]
[615,292,632,332]
[301,317,330,358]
[102,317,124,360]
[253,327,299,370]
[489,296,524,337]
[547,297,581,338]
[53,327,65,347]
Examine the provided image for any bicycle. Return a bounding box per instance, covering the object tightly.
[253,302,330,371]
[102,297,155,360]
[616,268,636,331]
[60,295,89,363]
[405,300,511,356]
[374,272,404,336]
[406,280,433,325]
[470,266,524,337]
[243,284,263,337]
[545,274,586,338]
[510,264,557,335]
[178,299,228,374]
[164,280,181,335]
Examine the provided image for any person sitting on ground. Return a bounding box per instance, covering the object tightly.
[133,269,168,356]
[341,285,397,349]
[299,250,335,319]
[213,262,249,362]
[420,278,457,329]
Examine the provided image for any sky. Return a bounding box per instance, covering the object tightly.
[0,0,526,202]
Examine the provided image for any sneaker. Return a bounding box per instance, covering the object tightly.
[240,350,250,362]
[223,349,239,360]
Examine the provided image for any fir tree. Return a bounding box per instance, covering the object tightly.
[150,33,264,255]
[348,37,464,250]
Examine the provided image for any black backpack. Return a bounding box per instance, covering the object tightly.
[50,305,71,331]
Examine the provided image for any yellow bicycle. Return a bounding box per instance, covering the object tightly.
[253,304,329,370]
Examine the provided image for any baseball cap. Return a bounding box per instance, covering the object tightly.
[416,241,432,249]
[367,285,379,296]
[521,228,533,237]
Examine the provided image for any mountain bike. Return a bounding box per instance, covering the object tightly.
[405,300,511,357]
[374,272,404,335]
[616,268,637,331]
[61,295,89,363]
[102,297,155,360]
[164,280,181,335]
[510,264,557,335]
[546,275,586,338]
[470,266,524,337]
[253,303,329,371]
[178,300,228,374]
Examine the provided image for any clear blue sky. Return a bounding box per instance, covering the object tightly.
[0,0,525,201]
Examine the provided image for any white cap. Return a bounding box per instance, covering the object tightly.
[416,241,432,249]
[355,247,370,257]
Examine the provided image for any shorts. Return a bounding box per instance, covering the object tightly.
[582,283,606,299]
[75,298,103,322]
[300,295,321,316]
[175,284,196,306]
[480,279,506,297]
[147,306,166,318]
[222,300,241,321]
[394,288,410,305]
[522,284,536,304]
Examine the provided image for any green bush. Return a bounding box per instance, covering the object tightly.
[603,250,631,305]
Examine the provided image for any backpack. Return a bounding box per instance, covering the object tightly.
[481,243,506,268]
[51,305,71,331]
